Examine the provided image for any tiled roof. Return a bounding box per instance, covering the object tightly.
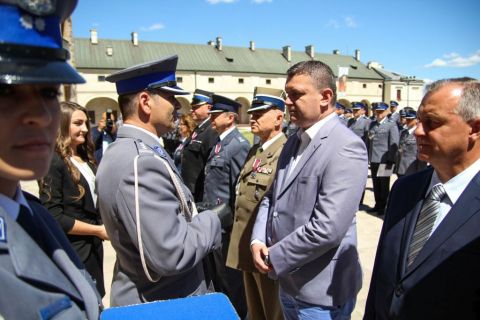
[73,38,383,80]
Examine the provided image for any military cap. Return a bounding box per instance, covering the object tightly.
[351,102,366,110]
[106,55,188,96]
[335,102,346,110]
[191,89,213,107]
[399,109,406,117]
[247,86,286,113]
[390,100,399,107]
[209,94,241,114]
[374,102,389,111]
[345,108,353,114]
[0,0,84,84]
[404,109,417,119]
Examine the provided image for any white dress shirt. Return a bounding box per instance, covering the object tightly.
[428,157,480,235]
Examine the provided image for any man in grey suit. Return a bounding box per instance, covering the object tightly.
[97,55,221,306]
[202,94,250,317]
[251,60,368,319]
[0,1,102,318]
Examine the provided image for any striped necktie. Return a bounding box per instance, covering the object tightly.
[407,184,446,267]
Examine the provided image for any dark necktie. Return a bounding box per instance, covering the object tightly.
[17,205,47,252]
[407,184,446,267]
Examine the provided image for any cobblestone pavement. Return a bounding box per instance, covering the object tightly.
[21,172,389,319]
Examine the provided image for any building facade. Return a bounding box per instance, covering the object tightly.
[71,31,424,125]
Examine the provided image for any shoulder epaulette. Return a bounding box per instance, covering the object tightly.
[134,139,155,156]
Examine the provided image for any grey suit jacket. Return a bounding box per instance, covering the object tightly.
[252,115,368,306]
[96,125,221,306]
[0,194,101,319]
[203,127,250,209]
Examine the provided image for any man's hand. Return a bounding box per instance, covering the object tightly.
[97,118,106,131]
[251,242,272,274]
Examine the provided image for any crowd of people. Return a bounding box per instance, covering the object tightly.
[1,1,480,320]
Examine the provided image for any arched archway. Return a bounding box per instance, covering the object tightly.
[235,97,250,125]
[85,97,118,125]
[176,97,191,115]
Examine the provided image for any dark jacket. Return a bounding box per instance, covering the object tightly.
[181,119,218,202]
[40,153,104,296]
[365,168,480,319]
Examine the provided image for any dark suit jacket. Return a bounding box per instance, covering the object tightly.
[40,153,104,295]
[92,126,116,163]
[365,167,480,319]
[0,193,101,319]
[181,119,218,202]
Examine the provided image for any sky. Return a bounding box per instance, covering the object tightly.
[72,0,480,83]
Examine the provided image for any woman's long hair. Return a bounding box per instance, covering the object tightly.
[41,102,96,200]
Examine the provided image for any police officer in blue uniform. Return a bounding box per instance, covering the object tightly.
[348,101,371,145]
[389,100,402,128]
[335,101,348,125]
[97,55,221,306]
[181,89,218,202]
[396,109,427,177]
[0,1,102,318]
[367,102,400,215]
[202,94,250,318]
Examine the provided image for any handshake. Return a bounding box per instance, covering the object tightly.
[196,201,233,229]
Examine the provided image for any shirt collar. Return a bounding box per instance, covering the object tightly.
[0,186,32,220]
[297,112,336,142]
[429,157,480,205]
[408,126,416,135]
[219,126,236,141]
[261,132,284,151]
[123,124,162,144]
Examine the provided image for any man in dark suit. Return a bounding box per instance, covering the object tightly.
[251,60,368,319]
[365,78,480,320]
[92,110,117,163]
[0,1,102,318]
[181,89,218,201]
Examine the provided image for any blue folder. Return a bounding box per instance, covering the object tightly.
[100,293,239,320]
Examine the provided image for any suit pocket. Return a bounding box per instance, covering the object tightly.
[209,158,226,171]
[188,141,202,153]
[246,175,269,202]
[291,176,318,222]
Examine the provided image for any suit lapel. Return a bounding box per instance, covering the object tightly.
[279,117,338,195]
[0,208,83,301]
[405,171,480,276]
[276,135,300,195]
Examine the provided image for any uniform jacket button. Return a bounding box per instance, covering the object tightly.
[394,284,404,297]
